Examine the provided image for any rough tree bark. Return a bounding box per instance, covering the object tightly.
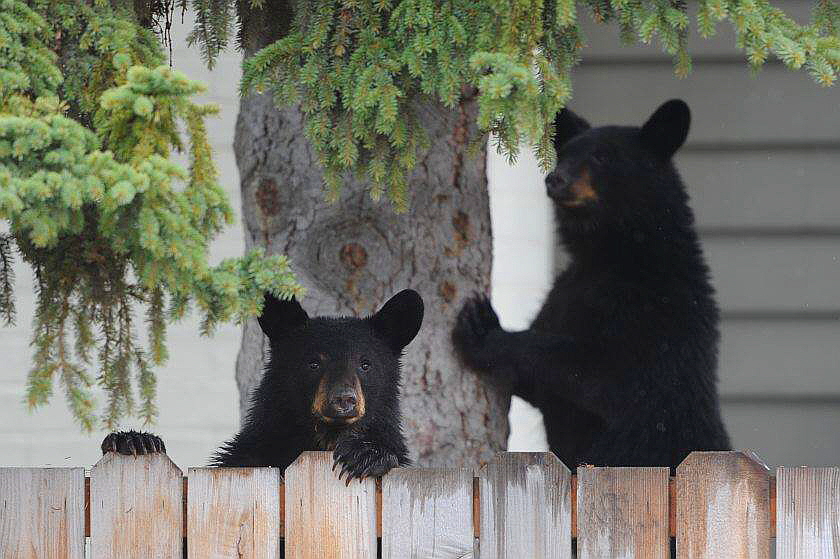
[232,90,510,467]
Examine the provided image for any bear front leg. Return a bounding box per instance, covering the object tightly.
[332,425,409,484]
[452,294,509,372]
[101,430,167,455]
[453,294,537,400]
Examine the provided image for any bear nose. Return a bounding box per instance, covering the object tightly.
[329,391,357,415]
[545,169,569,198]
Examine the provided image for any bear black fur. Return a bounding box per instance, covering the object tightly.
[453,99,730,469]
[102,289,424,481]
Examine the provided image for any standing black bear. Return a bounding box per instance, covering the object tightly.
[102,289,423,481]
[454,100,730,469]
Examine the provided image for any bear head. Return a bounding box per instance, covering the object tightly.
[545,99,695,249]
[256,289,424,432]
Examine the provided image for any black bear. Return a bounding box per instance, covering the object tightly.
[102,289,424,481]
[454,99,730,469]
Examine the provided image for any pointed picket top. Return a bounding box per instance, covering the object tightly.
[90,451,184,558]
[776,465,840,559]
[0,467,85,559]
[284,451,376,559]
[676,450,771,559]
[478,451,572,559]
[90,445,184,472]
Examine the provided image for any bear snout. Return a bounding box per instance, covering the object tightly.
[328,388,358,417]
[545,168,569,199]
[312,374,367,424]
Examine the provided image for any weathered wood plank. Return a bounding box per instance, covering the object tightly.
[577,466,670,559]
[676,451,770,559]
[90,453,183,558]
[187,467,281,559]
[777,466,840,559]
[478,452,571,559]
[284,451,376,559]
[0,468,85,559]
[381,468,473,559]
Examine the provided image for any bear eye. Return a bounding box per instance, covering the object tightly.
[359,360,371,372]
[308,361,320,371]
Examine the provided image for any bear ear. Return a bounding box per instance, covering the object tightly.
[258,292,308,339]
[553,108,591,152]
[370,289,425,353]
[640,99,691,159]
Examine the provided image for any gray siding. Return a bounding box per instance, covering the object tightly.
[573,2,840,466]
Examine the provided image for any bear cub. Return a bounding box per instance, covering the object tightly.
[102,289,424,481]
[454,99,730,469]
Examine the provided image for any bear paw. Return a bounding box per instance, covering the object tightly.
[452,294,501,369]
[101,430,166,456]
[332,439,401,484]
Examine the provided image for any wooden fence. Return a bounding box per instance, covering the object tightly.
[1,450,838,558]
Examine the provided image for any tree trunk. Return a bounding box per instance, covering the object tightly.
[232,92,510,467]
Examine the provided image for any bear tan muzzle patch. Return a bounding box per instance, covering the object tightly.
[311,376,329,418]
[311,373,366,424]
[562,168,598,207]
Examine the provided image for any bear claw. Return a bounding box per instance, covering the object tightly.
[332,439,400,483]
[453,294,501,368]
[101,431,166,456]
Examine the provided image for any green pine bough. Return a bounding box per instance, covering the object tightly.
[0,0,302,430]
[230,0,838,211]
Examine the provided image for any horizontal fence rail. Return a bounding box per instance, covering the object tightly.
[1,451,838,558]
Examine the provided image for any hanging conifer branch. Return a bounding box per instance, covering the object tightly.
[1,0,302,430]
[222,0,839,210]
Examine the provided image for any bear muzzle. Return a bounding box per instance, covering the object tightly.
[547,167,598,209]
[312,375,366,425]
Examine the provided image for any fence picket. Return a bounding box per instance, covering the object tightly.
[478,452,571,559]
[187,467,281,559]
[90,452,183,558]
[577,466,669,559]
[676,451,770,559]
[381,468,474,559]
[284,451,376,559]
[0,468,84,559]
[777,466,840,559]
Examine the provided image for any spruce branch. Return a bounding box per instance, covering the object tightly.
[1,0,302,430]
[231,0,840,207]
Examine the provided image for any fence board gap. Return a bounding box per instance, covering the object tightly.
[676,451,770,559]
[381,467,473,559]
[0,467,85,559]
[187,467,281,559]
[90,453,183,558]
[577,466,669,559]
[478,452,572,559]
[777,466,840,559]
[284,451,376,559]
